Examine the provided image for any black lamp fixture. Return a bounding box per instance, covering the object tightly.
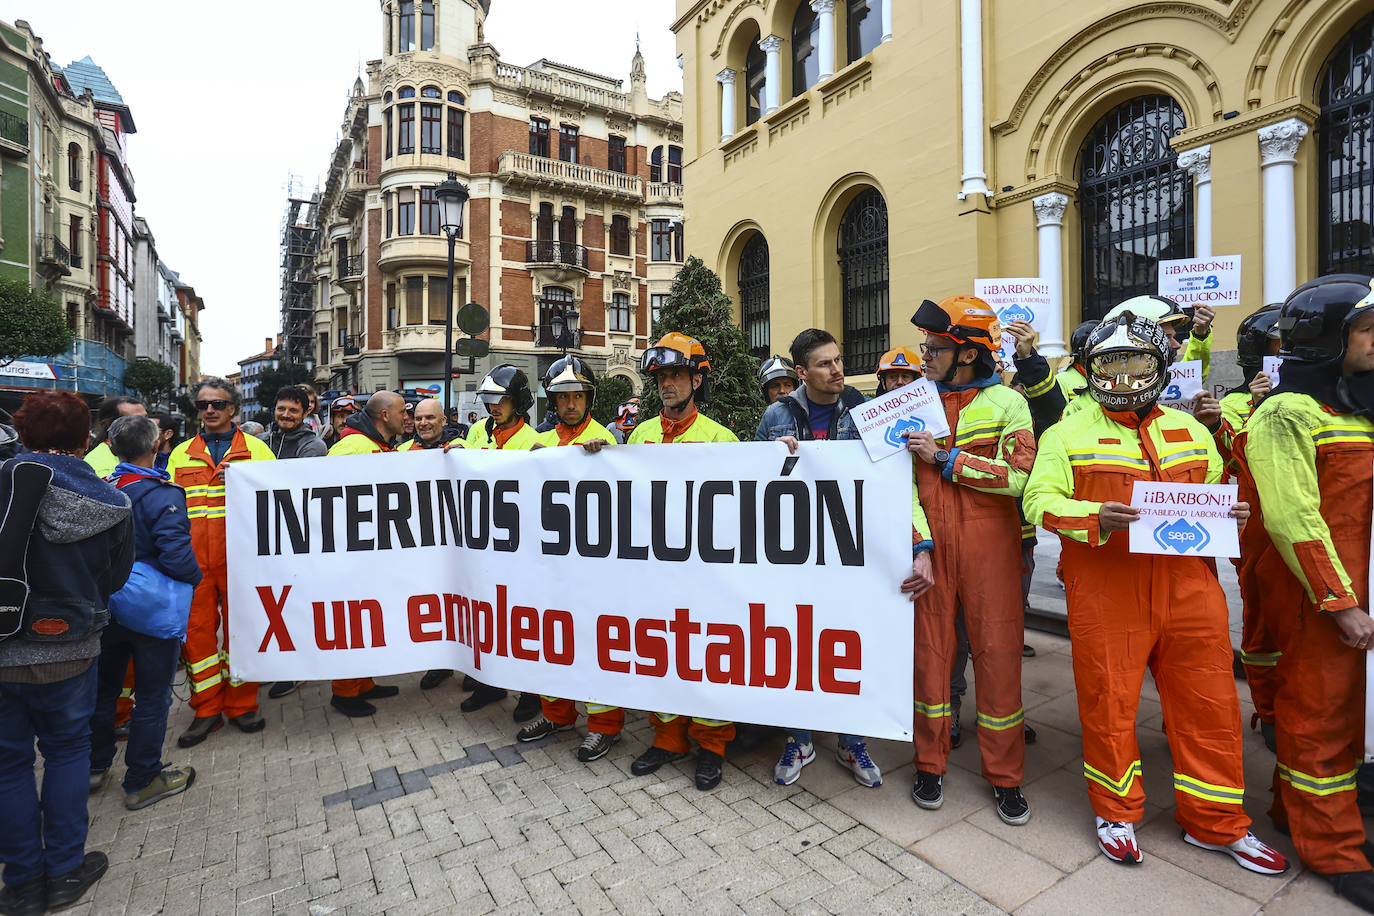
[434,172,470,412]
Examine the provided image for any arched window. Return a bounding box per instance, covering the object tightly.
[1318,12,1374,275]
[421,85,441,98]
[67,143,81,191]
[738,233,770,359]
[838,188,889,375]
[384,91,393,103]
[746,41,767,126]
[536,202,555,242]
[650,146,663,183]
[847,0,883,63]
[793,4,820,97]
[1078,95,1192,320]
[447,90,465,104]
[398,85,415,99]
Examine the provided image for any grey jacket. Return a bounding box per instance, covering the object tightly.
[260,424,327,459]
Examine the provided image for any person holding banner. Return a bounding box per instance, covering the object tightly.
[322,392,407,717]
[167,380,275,748]
[622,333,740,791]
[904,295,1035,827]
[1245,274,1374,911]
[1023,312,1287,874]
[517,357,624,762]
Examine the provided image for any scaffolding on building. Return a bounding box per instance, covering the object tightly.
[279,175,321,368]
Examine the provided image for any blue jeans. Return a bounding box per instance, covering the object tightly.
[787,729,863,749]
[0,662,99,886]
[90,620,180,793]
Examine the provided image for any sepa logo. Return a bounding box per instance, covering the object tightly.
[891,352,911,368]
[1152,517,1211,554]
[999,304,1035,325]
[885,416,926,448]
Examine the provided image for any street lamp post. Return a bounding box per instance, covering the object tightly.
[549,304,579,356]
[434,172,470,414]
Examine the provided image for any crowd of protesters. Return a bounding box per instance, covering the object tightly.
[3,272,1374,913]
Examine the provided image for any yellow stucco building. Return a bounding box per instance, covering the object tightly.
[672,0,1374,389]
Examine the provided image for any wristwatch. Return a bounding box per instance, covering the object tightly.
[932,448,951,470]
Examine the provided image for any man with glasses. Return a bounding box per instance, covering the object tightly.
[166,379,276,748]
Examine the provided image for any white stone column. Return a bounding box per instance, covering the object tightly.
[811,0,837,81]
[882,0,894,42]
[1258,118,1309,305]
[1176,145,1213,258]
[957,0,990,200]
[717,69,736,142]
[760,36,783,115]
[1034,192,1070,357]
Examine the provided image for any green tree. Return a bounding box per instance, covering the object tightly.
[638,256,764,436]
[0,277,72,366]
[123,359,176,403]
[592,373,635,427]
[255,363,312,409]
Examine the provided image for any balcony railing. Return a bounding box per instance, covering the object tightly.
[498,151,643,201]
[70,250,83,270]
[0,110,28,150]
[342,334,362,356]
[337,254,363,280]
[494,62,629,112]
[647,181,684,204]
[38,235,72,273]
[525,240,588,270]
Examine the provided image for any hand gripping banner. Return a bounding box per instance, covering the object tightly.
[226,441,915,739]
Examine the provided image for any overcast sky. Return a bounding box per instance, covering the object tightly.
[2,0,682,376]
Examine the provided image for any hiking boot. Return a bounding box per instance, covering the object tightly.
[176,714,222,748]
[267,681,298,699]
[994,786,1031,825]
[45,851,107,911]
[1096,817,1142,865]
[359,684,399,700]
[517,715,571,742]
[1183,831,1288,875]
[330,695,376,717]
[1331,871,1374,912]
[0,874,44,916]
[696,750,724,791]
[89,769,110,793]
[576,731,618,762]
[836,741,882,787]
[512,692,542,723]
[773,738,815,786]
[631,745,690,776]
[125,767,196,811]
[912,770,943,809]
[420,669,453,690]
[229,710,266,733]
[460,685,508,713]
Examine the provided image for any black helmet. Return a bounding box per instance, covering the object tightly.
[1276,274,1374,364]
[1235,305,1282,369]
[1084,311,1171,412]
[1069,320,1101,367]
[476,364,534,415]
[542,355,598,404]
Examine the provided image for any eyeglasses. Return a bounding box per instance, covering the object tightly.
[919,344,954,357]
[195,399,231,411]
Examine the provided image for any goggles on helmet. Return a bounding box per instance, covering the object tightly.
[641,346,695,372]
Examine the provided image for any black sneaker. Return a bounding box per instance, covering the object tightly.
[576,731,619,762]
[330,695,376,717]
[516,715,570,742]
[45,851,107,911]
[1332,871,1374,912]
[359,684,399,700]
[420,669,452,690]
[994,786,1031,825]
[912,770,943,810]
[460,685,508,713]
[267,681,298,699]
[695,750,724,791]
[631,745,690,776]
[1024,723,1038,745]
[176,714,222,748]
[512,692,542,723]
[0,874,44,916]
[229,711,266,733]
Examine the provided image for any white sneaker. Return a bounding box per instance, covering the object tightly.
[1095,816,1142,865]
[774,738,815,785]
[835,741,882,787]
[1183,831,1289,875]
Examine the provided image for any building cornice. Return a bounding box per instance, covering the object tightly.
[1170,97,1317,152]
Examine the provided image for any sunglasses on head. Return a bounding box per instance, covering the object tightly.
[195,399,231,411]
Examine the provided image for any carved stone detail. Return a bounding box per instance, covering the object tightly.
[1176,144,1211,182]
[1257,117,1309,165]
[1033,192,1069,227]
[611,271,632,291]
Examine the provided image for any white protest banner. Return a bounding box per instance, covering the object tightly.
[227,442,915,739]
[1263,356,1283,387]
[974,278,1052,363]
[852,378,952,462]
[1158,255,1243,309]
[1127,481,1240,559]
[1161,360,1204,407]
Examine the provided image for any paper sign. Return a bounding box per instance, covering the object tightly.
[1262,356,1282,387]
[974,278,1052,363]
[1160,360,1204,406]
[853,378,952,462]
[1128,481,1240,559]
[1158,255,1243,309]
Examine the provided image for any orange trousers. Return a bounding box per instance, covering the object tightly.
[541,697,623,735]
[183,562,258,717]
[331,678,377,698]
[1270,607,1370,874]
[649,714,735,756]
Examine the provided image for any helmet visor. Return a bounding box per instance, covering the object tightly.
[1090,351,1162,392]
[641,346,692,372]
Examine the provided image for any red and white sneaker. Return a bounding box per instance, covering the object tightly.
[1182,831,1289,875]
[1096,817,1143,865]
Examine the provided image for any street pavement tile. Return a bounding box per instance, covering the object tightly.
[1015,853,1259,916]
[1134,814,1299,903]
[1258,869,1369,915]
[911,821,1065,912]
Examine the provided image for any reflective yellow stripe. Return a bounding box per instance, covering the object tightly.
[189,672,222,693]
[1024,375,1056,398]
[1312,425,1374,445]
[1277,763,1359,796]
[692,718,731,727]
[1241,650,1282,667]
[1173,772,1245,805]
[183,485,212,497]
[1084,760,1142,796]
[118,687,133,698]
[977,708,1025,731]
[186,655,220,675]
[204,508,227,519]
[1068,451,1150,470]
[914,699,952,719]
[585,703,619,714]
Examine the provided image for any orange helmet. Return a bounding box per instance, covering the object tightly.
[876,346,922,376]
[912,295,1003,378]
[641,332,712,401]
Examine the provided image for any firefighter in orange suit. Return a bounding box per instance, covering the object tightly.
[902,295,1035,826]
[1246,274,1374,912]
[622,334,739,791]
[323,390,408,716]
[167,379,275,748]
[1024,312,1288,875]
[515,356,622,761]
